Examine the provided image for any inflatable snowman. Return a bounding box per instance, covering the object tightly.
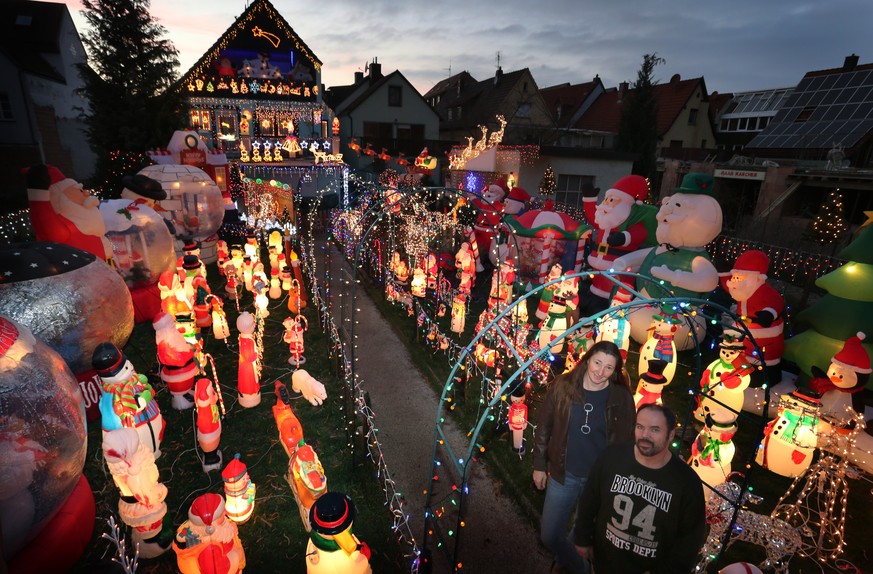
[614,173,723,350]
[755,388,821,478]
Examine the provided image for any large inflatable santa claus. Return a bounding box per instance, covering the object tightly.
[580,175,655,315]
[471,183,507,272]
[24,164,111,261]
[721,250,785,384]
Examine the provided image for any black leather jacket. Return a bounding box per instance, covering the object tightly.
[533,381,635,485]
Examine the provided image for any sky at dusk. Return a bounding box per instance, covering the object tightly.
[58,0,872,97]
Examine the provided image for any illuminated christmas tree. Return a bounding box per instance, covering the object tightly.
[539,164,555,197]
[784,223,873,385]
[807,190,848,246]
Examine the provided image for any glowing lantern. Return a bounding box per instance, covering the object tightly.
[394,259,409,284]
[289,440,328,531]
[688,416,737,493]
[211,297,230,340]
[268,268,282,299]
[695,334,753,425]
[103,428,171,558]
[633,358,669,409]
[306,492,372,574]
[332,117,340,135]
[173,493,245,573]
[222,454,256,524]
[236,312,261,408]
[411,268,427,298]
[288,278,306,314]
[508,385,528,454]
[451,294,467,334]
[756,389,821,477]
[638,313,679,387]
[283,315,308,366]
[594,300,630,357]
[194,378,223,472]
[538,294,568,354]
[273,381,305,457]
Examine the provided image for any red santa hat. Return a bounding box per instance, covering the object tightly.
[732,250,769,276]
[24,164,78,200]
[189,493,226,534]
[832,332,871,374]
[607,175,649,204]
[507,187,531,204]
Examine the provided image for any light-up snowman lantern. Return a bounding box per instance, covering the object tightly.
[136,164,224,246]
[695,333,753,425]
[451,294,466,334]
[538,293,569,355]
[594,299,631,358]
[689,416,738,493]
[638,313,679,385]
[756,388,821,478]
[633,358,669,409]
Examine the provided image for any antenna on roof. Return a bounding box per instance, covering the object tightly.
[445,57,452,78]
[496,51,501,70]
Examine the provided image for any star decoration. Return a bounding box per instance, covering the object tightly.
[310,141,320,150]
[62,260,69,265]
[323,141,331,150]
[300,140,310,150]
[30,263,38,268]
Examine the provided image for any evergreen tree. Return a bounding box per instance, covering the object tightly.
[806,190,848,246]
[539,164,556,196]
[784,223,873,385]
[78,0,183,195]
[616,53,664,181]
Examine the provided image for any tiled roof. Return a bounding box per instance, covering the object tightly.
[574,75,706,136]
[429,68,534,130]
[540,79,600,126]
[334,71,395,115]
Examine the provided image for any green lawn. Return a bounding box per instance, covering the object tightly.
[72,260,412,573]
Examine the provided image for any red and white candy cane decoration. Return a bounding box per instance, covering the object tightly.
[466,227,482,272]
[574,237,586,273]
[539,234,555,284]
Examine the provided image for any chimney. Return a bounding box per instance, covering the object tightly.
[494,66,503,86]
[354,71,364,83]
[369,58,382,80]
[844,53,859,71]
[618,81,628,102]
[670,73,681,84]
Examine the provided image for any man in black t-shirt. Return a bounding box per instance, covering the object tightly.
[574,404,706,574]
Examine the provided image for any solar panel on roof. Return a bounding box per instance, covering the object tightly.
[834,73,852,89]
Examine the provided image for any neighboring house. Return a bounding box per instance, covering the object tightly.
[424,67,554,146]
[539,77,606,146]
[659,55,873,246]
[426,69,633,198]
[575,73,717,160]
[0,0,94,208]
[324,60,440,173]
[178,0,330,159]
[712,87,793,156]
[746,54,873,167]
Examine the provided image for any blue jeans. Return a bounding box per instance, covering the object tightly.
[541,472,590,573]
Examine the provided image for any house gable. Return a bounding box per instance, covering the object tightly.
[178,0,322,103]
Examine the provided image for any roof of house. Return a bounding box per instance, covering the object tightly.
[747,58,873,151]
[540,79,601,126]
[574,74,707,136]
[332,69,404,116]
[427,68,537,130]
[178,0,321,86]
[0,1,67,83]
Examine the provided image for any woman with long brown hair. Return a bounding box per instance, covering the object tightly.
[533,340,635,573]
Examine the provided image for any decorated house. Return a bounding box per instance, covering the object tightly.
[324,59,441,175]
[177,0,345,205]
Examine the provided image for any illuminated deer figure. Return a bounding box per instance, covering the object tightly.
[697,480,801,574]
